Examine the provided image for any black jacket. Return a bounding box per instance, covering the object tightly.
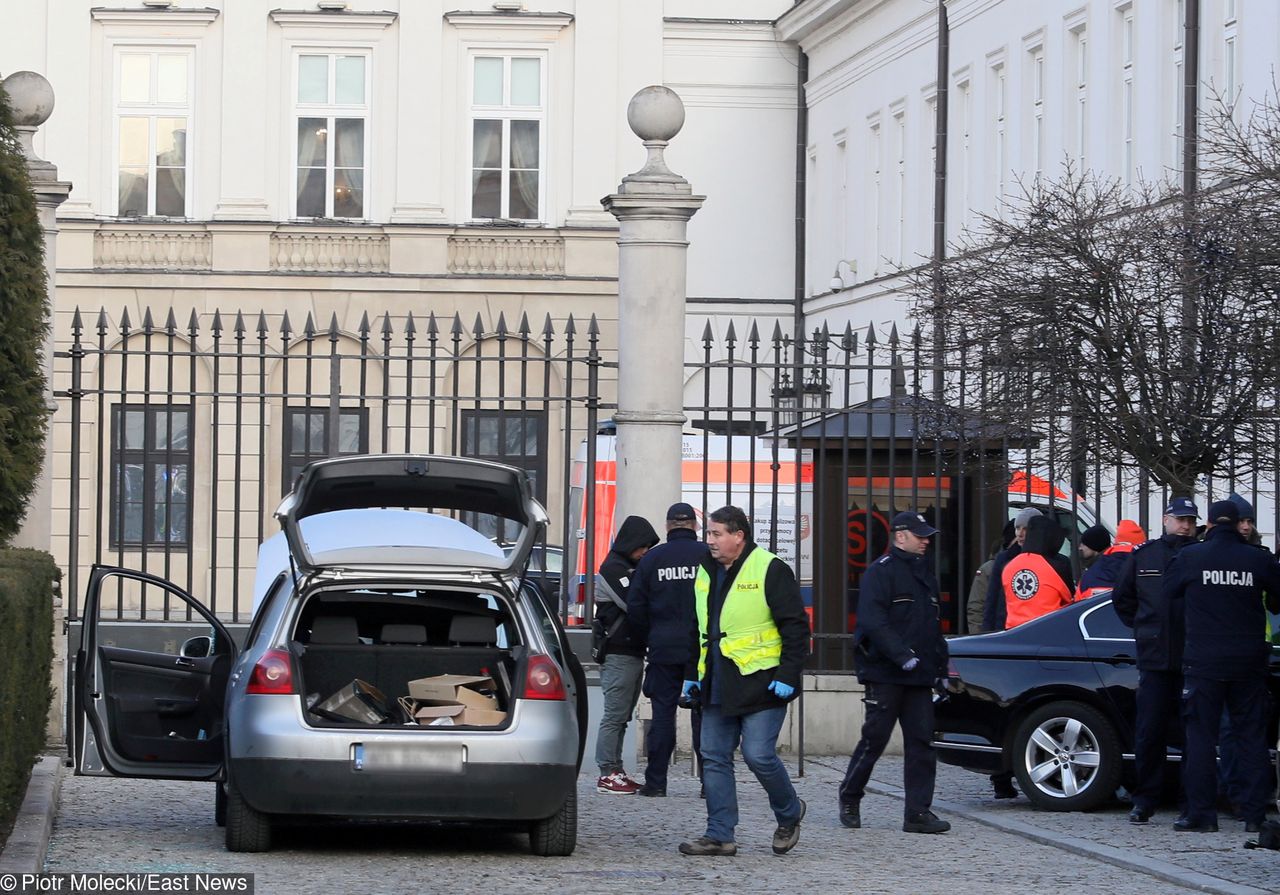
[684,543,810,717]
[1165,525,1280,680]
[982,544,1021,633]
[627,528,709,666]
[854,546,949,686]
[1112,532,1196,671]
[595,515,660,658]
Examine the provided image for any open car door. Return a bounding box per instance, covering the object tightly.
[75,565,236,780]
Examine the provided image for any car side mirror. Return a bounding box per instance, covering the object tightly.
[179,635,212,658]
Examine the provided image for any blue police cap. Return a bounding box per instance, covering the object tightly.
[891,511,938,537]
[1164,497,1199,518]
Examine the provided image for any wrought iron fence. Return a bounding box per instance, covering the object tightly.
[56,305,603,623]
[55,305,1280,675]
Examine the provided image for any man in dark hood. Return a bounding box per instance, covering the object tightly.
[593,514,660,794]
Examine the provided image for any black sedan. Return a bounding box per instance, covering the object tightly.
[933,594,1280,811]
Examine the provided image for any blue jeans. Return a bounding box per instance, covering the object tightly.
[700,704,801,842]
[595,653,643,775]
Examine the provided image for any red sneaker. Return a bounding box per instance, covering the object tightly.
[596,772,640,794]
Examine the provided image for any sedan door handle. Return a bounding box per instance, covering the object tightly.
[1109,654,1136,665]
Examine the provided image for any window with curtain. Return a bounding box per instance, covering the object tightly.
[470,54,544,222]
[115,49,192,217]
[110,405,192,548]
[295,52,369,219]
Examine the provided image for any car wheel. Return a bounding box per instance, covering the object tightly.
[214,783,226,828]
[225,781,272,853]
[529,789,577,856]
[1012,701,1121,812]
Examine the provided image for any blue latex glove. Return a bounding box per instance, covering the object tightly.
[768,680,795,699]
[902,657,920,671]
[682,680,699,697]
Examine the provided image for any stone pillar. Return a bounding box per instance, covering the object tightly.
[601,87,704,531]
[4,71,72,553]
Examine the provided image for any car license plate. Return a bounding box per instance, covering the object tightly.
[351,742,466,774]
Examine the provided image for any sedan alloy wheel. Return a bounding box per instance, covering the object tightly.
[1012,701,1121,812]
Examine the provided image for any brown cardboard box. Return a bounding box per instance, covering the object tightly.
[399,696,506,728]
[314,679,395,724]
[407,674,499,712]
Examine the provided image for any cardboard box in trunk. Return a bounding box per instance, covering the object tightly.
[314,679,396,724]
[398,696,506,727]
[407,674,500,712]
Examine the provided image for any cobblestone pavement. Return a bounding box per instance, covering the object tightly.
[848,755,1277,895]
[42,758,1226,895]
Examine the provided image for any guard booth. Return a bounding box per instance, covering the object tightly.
[778,394,1031,672]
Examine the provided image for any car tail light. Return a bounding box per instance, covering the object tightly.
[946,658,961,679]
[247,648,295,695]
[522,654,566,701]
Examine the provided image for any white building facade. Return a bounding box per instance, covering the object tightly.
[779,0,1280,338]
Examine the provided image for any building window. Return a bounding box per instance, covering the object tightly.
[1071,28,1088,167]
[923,95,936,248]
[991,62,1008,200]
[114,49,193,217]
[294,52,369,219]
[1223,0,1238,111]
[469,54,545,222]
[1029,48,1045,177]
[1172,0,1185,169]
[893,109,905,265]
[957,78,972,229]
[1119,5,1135,186]
[110,405,192,548]
[460,410,547,541]
[282,407,369,493]
[868,119,882,274]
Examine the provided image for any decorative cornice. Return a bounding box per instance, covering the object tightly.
[443,11,573,32]
[268,9,397,29]
[89,7,219,25]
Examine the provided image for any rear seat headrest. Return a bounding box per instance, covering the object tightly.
[380,623,428,645]
[310,616,358,644]
[448,615,498,646]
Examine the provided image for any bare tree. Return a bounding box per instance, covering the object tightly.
[909,122,1280,496]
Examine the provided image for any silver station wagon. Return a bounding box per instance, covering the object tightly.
[73,455,586,854]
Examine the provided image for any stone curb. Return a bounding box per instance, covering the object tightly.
[805,757,1270,895]
[0,755,63,874]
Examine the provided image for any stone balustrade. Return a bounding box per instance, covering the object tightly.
[93,229,213,270]
[448,233,565,275]
[270,232,391,273]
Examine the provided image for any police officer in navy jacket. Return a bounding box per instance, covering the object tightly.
[1163,499,1280,832]
[1112,496,1198,824]
[627,502,710,796]
[840,511,951,835]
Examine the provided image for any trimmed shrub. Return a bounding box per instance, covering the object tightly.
[0,549,57,842]
[0,84,51,544]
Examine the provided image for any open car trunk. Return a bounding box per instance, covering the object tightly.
[292,588,519,729]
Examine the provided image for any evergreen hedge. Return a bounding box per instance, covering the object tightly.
[0,83,51,545]
[0,549,57,842]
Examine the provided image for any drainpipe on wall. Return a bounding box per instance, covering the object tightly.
[1180,0,1200,347]
[794,50,809,345]
[930,0,949,400]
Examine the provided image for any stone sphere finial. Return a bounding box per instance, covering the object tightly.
[627,85,685,143]
[3,71,56,128]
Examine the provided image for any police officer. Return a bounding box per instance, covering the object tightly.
[627,502,710,797]
[839,511,951,834]
[1112,497,1198,824]
[1163,500,1280,832]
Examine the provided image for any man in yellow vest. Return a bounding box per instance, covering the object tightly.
[677,505,810,857]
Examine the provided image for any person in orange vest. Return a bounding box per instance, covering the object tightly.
[1002,515,1074,627]
[1074,521,1145,601]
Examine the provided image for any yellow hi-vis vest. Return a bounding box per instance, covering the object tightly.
[695,547,783,680]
